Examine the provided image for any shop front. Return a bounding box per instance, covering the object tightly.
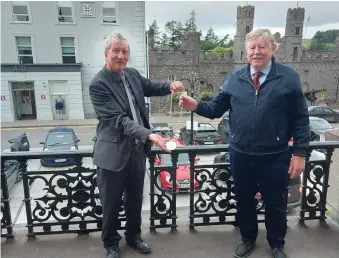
[1,64,85,122]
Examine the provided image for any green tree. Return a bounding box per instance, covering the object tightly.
[160,32,170,46]
[148,19,161,49]
[313,29,339,44]
[204,27,219,44]
[218,34,233,48]
[165,21,184,49]
[184,10,197,32]
[309,29,339,51]
[200,40,218,52]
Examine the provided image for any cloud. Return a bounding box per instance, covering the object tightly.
[145,1,339,39]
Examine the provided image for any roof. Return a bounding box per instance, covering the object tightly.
[48,127,74,133]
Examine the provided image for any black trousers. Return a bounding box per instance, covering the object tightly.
[229,147,291,248]
[96,147,146,250]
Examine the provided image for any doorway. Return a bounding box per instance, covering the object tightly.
[11,82,37,120]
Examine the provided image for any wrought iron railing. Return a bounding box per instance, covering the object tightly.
[1,141,339,240]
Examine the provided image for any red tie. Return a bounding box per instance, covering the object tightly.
[253,71,262,90]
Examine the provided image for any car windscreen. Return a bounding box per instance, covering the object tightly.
[163,153,189,166]
[46,133,74,146]
[310,119,333,130]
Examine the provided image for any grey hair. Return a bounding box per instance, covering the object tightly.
[104,33,130,52]
[245,28,279,52]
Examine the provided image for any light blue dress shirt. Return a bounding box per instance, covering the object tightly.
[250,60,272,85]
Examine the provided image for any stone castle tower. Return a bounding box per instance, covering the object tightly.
[282,7,305,62]
[233,5,255,63]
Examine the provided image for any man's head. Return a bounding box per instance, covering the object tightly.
[104,33,130,73]
[245,29,278,70]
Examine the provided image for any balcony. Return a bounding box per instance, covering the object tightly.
[1,142,339,257]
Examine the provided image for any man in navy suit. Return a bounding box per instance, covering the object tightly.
[180,29,310,258]
[90,33,184,258]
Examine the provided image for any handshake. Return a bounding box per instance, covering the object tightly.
[170,81,198,112]
[148,81,200,153]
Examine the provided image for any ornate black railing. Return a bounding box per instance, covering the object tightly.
[148,142,339,230]
[1,160,15,239]
[1,141,339,240]
[1,151,126,238]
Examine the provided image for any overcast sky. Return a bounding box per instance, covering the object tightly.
[145,1,339,39]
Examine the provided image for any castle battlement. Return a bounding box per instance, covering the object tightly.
[237,5,255,19]
[199,50,233,63]
[148,48,198,65]
[301,50,339,61]
[286,7,305,21]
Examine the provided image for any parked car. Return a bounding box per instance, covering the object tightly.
[3,160,20,193]
[217,115,332,144]
[154,139,200,193]
[308,106,339,123]
[3,132,30,192]
[40,127,82,167]
[150,122,175,138]
[309,116,335,141]
[179,122,222,145]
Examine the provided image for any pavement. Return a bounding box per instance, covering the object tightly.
[2,207,339,258]
[0,113,222,130]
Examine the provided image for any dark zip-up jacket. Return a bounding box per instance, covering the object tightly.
[195,58,311,156]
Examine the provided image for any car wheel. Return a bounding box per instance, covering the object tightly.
[336,114,339,123]
[40,159,46,167]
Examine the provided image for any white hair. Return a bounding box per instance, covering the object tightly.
[104,33,130,53]
[245,28,279,52]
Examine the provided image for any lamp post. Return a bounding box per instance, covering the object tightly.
[178,71,211,145]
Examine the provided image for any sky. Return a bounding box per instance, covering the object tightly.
[145,0,339,39]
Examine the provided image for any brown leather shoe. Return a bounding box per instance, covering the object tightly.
[234,240,255,258]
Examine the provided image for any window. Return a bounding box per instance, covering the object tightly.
[50,81,67,94]
[102,1,117,24]
[16,36,33,64]
[168,75,175,81]
[60,37,76,63]
[12,1,30,22]
[246,26,250,34]
[292,47,298,61]
[323,108,334,114]
[296,27,300,35]
[240,51,243,60]
[57,1,73,23]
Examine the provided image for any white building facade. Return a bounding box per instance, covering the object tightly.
[1,1,147,122]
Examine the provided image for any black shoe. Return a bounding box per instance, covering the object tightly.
[126,239,151,254]
[272,248,287,258]
[107,246,120,258]
[234,240,255,258]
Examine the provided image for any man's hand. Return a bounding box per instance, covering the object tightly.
[148,133,171,153]
[288,156,306,179]
[179,95,198,111]
[170,81,184,96]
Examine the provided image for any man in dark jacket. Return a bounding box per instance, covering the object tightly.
[90,33,183,258]
[179,29,310,258]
